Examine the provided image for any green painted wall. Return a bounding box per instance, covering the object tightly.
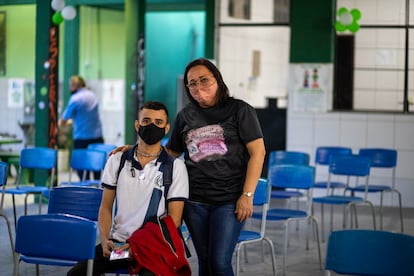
[2,5,36,78]
[290,0,335,63]
[145,11,205,118]
[77,7,125,79]
[0,5,124,79]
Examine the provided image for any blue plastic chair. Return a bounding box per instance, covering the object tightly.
[0,161,14,253]
[254,165,322,275]
[267,150,310,201]
[346,148,403,232]
[325,229,414,276]
[314,146,352,191]
[313,154,376,242]
[4,147,57,228]
[235,178,277,276]
[47,186,103,221]
[87,143,117,158]
[60,149,107,187]
[13,214,97,276]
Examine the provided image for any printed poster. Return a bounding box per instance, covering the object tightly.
[288,63,333,112]
[8,78,25,108]
[102,79,124,111]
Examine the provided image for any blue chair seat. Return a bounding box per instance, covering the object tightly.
[11,186,49,193]
[347,184,392,193]
[313,181,347,189]
[265,208,307,220]
[238,230,261,242]
[313,195,363,205]
[20,256,77,266]
[4,188,32,195]
[271,190,303,199]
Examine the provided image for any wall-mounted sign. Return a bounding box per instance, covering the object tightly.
[288,63,333,112]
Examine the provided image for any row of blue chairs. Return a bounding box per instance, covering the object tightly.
[2,161,414,275]
[248,147,402,274]
[0,143,116,229]
[268,147,403,234]
[0,161,102,276]
[236,162,414,276]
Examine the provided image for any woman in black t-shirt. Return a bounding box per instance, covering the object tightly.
[167,58,265,276]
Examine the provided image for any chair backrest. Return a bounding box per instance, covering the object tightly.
[48,186,103,221]
[315,146,352,165]
[253,178,271,237]
[0,161,8,211]
[268,164,315,190]
[253,178,270,206]
[19,147,57,170]
[268,151,310,169]
[15,213,96,262]
[325,229,414,276]
[329,154,370,177]
[358,148,397,168]
[16,147,57,186]
[0,161,7,187]
[69,149,107,182]
[70,149,107,172]
[87,143,117,157]
[358,148,397,188]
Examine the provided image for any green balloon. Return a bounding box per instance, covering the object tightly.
[337,7,348,16]
[52,12,63,25]
[335,21,347,32]
[349,23,360,33]
[351,9,362,21]
[40,87,48,96]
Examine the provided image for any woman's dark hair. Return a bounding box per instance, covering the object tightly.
[183,58,230,107]
[139,101,169,121]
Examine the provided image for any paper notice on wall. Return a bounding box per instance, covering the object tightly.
[288,63,333,112]
[8,78,25,108]
[102,79,124,111]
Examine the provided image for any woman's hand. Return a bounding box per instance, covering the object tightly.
[109,145,133,156]
[235,195,253,222]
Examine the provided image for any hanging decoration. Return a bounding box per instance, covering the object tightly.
[51,0,77,25]
[335,7,361,33]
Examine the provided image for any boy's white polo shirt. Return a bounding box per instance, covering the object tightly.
[101,148,189,242]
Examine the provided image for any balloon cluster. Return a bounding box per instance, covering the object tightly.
[335,7,361,33]
[51,0,77,25]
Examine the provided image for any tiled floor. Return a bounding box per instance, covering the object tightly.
[1,175,413,275]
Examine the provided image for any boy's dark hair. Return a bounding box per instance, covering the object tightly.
[139,101,169,120]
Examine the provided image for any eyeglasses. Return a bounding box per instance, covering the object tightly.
[186,76,216,91]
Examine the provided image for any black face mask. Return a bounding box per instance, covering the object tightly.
[138,123,165,145]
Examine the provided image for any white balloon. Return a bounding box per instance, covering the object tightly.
[51,0,65,11]
[339,12,353,26]
[61,6,77,21]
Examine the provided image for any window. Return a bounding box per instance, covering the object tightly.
[337,0,413,112]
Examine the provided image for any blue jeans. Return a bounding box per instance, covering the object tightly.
[183,201,244,276]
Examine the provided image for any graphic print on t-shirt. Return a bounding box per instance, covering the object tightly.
[185,124,228,162]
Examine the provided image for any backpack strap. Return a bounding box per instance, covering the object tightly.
[116,145,174,223]
[143,152,174,223]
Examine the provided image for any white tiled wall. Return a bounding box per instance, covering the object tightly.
[286,111,414,207]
